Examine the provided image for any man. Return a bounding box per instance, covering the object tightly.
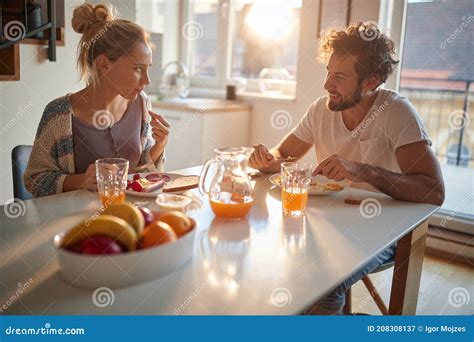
[249,22,445,314]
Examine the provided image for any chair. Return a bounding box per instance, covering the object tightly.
[343,260,395,315]
[11,145,33,201]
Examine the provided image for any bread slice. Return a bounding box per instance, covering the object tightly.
[162,175,199,193]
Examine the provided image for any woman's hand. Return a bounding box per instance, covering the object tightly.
[63,163,97,192]
[81,163,98,190]
[149,110,170,162]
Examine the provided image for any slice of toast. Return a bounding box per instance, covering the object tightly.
[162,175,199,193]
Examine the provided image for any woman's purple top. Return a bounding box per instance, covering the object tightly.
[72,96,142,173]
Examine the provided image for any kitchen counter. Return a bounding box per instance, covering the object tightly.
[150,97,251,113]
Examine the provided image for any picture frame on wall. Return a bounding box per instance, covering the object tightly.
[318,0,351,37]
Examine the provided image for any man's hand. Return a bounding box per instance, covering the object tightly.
[313,154,366,182]
[249,144,276,170]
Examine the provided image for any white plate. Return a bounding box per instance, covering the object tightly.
[269,173,345,196]
[126,172,184,198]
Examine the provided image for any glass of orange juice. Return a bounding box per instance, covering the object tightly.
[281,162,312,217]
[95,158,129,207]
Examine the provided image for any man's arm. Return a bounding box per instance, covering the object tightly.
[315,141,445,206]
[249,133,313,173]
[365,141,445,205]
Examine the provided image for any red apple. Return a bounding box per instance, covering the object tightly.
[79,235,124,255]
[138,207,155,226]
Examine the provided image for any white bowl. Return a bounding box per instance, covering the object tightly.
[156,193,192,212]
[54,218,196,289]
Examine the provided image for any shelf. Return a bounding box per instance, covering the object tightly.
[0,44,20,81]
[0,0,64,81]
[22,27,64,46]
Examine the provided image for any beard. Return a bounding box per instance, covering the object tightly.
[326,84,363,111]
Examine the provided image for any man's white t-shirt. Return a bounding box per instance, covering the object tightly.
[292,89,431,174]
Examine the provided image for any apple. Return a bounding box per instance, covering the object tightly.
[138,207,155,226]
[79,235,124,255]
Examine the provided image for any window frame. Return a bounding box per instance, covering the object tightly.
[181,0,299,98]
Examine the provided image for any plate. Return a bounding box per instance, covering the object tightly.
[126,172,184,198]
[269,173,345,196]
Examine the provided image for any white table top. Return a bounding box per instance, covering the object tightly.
[0,166,438,315]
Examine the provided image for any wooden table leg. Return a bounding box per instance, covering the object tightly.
[389,220,428,315]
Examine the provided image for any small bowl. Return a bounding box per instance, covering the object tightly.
[54,217,196,289]
[156,193,192,212]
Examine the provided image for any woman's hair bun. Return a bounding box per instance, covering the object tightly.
[72,3,115,34]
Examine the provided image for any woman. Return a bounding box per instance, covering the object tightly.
[24,3,169,198]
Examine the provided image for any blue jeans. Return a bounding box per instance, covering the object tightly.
[307,243,397,315]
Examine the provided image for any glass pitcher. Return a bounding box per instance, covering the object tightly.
[199,147,255,219]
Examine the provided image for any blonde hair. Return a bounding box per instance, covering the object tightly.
[72,3,151,85]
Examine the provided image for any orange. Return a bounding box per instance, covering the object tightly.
[159,211,194,237]
[140,221,177,249]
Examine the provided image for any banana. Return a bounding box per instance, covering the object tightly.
[61,215,138,251]
[101,202,145,238]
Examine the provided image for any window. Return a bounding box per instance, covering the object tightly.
[182,0,302,97]
[397,0,473,224]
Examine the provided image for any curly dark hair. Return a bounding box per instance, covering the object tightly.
[319,22,399,85]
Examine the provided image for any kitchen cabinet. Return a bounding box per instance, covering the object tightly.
[152,98,251,171]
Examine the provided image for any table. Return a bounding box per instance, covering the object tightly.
[0,166,438,315]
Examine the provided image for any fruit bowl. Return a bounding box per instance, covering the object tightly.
[53,215,196,289]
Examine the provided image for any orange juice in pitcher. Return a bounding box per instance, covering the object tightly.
[209,192,254,219]
[200,147,255,220]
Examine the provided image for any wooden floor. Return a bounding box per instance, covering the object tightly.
[351,253,473,315]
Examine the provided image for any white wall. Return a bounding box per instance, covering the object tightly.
[0,0,84,203]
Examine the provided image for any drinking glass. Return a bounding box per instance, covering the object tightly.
[95,158,129,207]
[281,162,312,217]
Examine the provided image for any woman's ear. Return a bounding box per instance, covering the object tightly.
[95,54,111,75]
